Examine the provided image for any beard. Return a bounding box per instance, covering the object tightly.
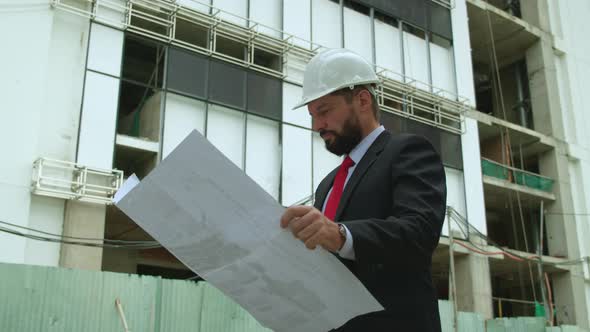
[319,111,363,156]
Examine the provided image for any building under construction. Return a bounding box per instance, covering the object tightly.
[0,0,589,330]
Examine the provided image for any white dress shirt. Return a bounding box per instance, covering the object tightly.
[321,125,385,260]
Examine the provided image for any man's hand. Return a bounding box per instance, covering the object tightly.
[280,205,344,252]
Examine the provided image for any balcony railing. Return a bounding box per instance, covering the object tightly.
[51,0,468,134]
[481,158,554,193]
[31,157,124,204]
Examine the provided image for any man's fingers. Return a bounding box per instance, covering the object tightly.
[280,205,313,228]
[296,219,323,241]
[304,232,323,250]
[290,217,312,237]
[290,208,322,234]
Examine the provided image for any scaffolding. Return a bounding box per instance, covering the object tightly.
[51,0,468,135]
[31,157,124,204]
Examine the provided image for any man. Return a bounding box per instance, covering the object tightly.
[280,49,447,331]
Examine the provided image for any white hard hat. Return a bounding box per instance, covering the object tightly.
[292,48,380,110]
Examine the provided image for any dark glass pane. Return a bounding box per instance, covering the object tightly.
[209,60,246,109]
[353,0,427,29]
[122,35,165,87]
[440,130,463,169]
[381,111,462,169]
[344,0,370,15]
[167,47,208,98]
[429,2,452,40]
[247,72,282,121]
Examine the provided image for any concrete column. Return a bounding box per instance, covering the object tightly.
[450,0,494,319]
[59,201,106,270]
[522,1,589,327]
[454,238,494,319]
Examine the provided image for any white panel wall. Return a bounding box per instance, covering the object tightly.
[0,8,89,265]
[207,104,245,169]
[343,7,372,63]
[430,42,457,99]
[25,196,64,266]
[451,0,476,104]
[163,93,206,158]
[42,10,90,163]
[282,125,312,206]
[283,82,311,128]
[77,71,119,170]
[246,115,281,200]
[212,0,248,26]
[551,3,590,313]
[313,135,341,192]
[87,23,124,77]
[452,0,487,235]
[312,0,341,49]
[95,0,127,28]
[460,118,487,235]
[441,167,467,237]
[283,0,311,48]
[375,19,402,78]
[249,0,281,39]
[403,31,429,90]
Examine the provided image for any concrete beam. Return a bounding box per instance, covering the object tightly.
[522,0,589,327]
[454,238,494,319]
[59,201,106,271]
[466,0,543,67]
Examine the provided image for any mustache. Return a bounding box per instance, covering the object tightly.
[319,130,337,138]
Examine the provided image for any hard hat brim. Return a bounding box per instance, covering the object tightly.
[291,79,380,110]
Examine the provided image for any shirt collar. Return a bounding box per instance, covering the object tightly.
[348,125,385,165]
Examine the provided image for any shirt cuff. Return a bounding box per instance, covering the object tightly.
[337,224,355,260]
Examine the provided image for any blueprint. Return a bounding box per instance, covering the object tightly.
[114,130,383,332]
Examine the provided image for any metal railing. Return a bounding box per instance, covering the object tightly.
[481,157,554,192]
[432,0,455,9]
[31,157,124,204]
[51,0,468,134]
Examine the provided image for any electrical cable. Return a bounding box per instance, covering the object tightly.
[0,220,154,244]
[0,220,160,249]
[447,208,588,268]
[484,0,538,302]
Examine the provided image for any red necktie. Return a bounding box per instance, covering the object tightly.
[324,156,355,221]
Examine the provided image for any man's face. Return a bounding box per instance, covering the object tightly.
[308,94,363,156]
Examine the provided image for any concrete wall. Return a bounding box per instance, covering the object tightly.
[521,0,590,327]
[546,0,590,327]
[0,5,89,266]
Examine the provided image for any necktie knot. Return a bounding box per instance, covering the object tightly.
[341,156,355,170]
[324,156,355,221]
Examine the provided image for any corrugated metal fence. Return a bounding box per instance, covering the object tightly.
[0,263,588,332]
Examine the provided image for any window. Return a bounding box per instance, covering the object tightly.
[129,2,172,37]
[428,2,452,40]
[175,16,209,49]
[121,35,165,87]
[208,60,247,109]
[381,111,463,169]
[117,80,162,141]
[167,47,209,98]
[247,71,282,121]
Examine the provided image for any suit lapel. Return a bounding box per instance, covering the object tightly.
[314,167,338,210]
[334,131,391,221]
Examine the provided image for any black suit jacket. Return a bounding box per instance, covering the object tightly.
[315,131,447,332]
